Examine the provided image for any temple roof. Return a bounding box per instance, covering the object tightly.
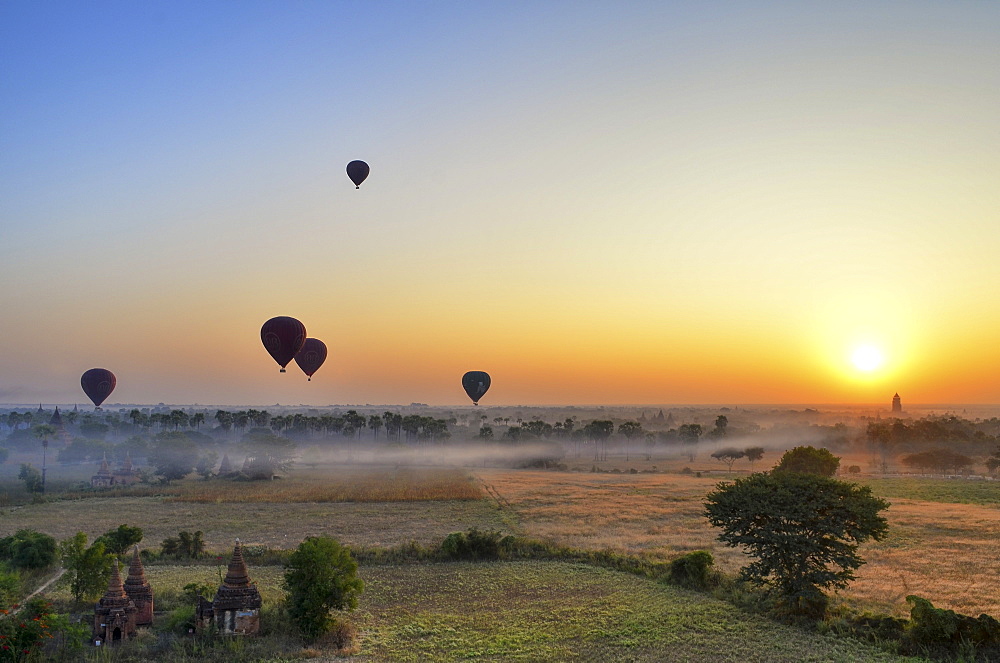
[49,406,63,427]
[124,546,150,592]
[213,540,262,611]
[97,561,133,611]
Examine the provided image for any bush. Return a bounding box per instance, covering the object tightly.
[773,446,840,477]
[322,616,359,653]
[440,528,504,560]
[906,595,1000,646]
[284,536,364,641]
[666,550,715,589]
[164,604,197,634]
[0,529,57,569]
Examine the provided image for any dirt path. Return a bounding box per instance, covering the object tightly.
[7,568,65,614]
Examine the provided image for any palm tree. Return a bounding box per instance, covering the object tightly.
[33,424,56,492]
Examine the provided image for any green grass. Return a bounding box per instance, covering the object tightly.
[351,561,925,662]
[862,477,1000,507]
[41,561,926,662]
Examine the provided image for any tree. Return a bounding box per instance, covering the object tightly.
[18,463,43,493]
[901,448,974,475]
[583,420,614,461]
[710,448,745,473]
[617,421,643,461]
[284,536,364,640]
[678,423,703,461]
[195,451,219,479]
[32,424,56,492]
[773,446,840,477]
[705,472,889,618]
[987,445,1000,476]
[368,414,383,440]
[94,524,143,555]
[148,431,197,481]
[241,428,296,476]
[60,533,113,603]
[710,415,728,439]
[744,446,765,472]
[160,530,204,558]
[0,529,57,569]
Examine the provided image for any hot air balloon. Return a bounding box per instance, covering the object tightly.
[81,368,116,409]
[261,316,307,372]
[346,160,369,188]
[462,371,491,405]
[294,338,328,381]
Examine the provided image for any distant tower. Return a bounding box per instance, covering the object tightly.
[892,393,902,413]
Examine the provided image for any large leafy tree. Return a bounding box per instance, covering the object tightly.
[94,524,143,555]
[284,536,364,640]
[705,472,888,618]
[60,533,113,602]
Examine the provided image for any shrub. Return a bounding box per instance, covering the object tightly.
[284,536,364,641]
[773,446,840,477]
[666,550,715,589]
[906,595,1000,646]
[0,598,54,659]
[164,604,197,634]
[0,530,57,569]
[440,528,504,561]
[322,617,359,653]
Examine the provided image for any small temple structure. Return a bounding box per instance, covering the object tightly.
[93,561,137,645]
[217,453,234,476]
[123,546,154,626]
[49,406,72,444]
[91,452,142,488]
[892,393,902,413]
[196,540,262,635]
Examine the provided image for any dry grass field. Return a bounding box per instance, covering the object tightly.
[476,468,1000,619]
[0,467,505,550]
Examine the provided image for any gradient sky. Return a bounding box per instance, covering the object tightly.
[2,1,999,407]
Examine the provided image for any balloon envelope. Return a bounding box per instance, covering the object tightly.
[294,338,328,381]
[462,371,491,405]
[81,368,116,408]
[261,316,307,372]
[346,160,369,188]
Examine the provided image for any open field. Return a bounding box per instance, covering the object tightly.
[351,561,923,662]
[48,562,922,662]
[0,496,506,550]
[6,461,999,629]
[478,468,1000,618]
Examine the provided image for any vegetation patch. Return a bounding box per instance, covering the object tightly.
[862,478,1000,507]
[352,561,920,662]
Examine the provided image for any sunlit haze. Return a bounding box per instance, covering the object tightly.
[2,2,999,406]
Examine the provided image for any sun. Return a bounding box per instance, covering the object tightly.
[851,345,885,373]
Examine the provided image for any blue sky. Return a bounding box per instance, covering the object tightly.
[2,2,1000,406]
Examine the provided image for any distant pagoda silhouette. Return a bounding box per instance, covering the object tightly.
[892,393,902,413]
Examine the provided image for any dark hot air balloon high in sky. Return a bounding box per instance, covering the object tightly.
[81,368,116,409]
[294,338,328,381]
[261,316,307,372]
[346,160,369,188]
[462,371,491,405]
